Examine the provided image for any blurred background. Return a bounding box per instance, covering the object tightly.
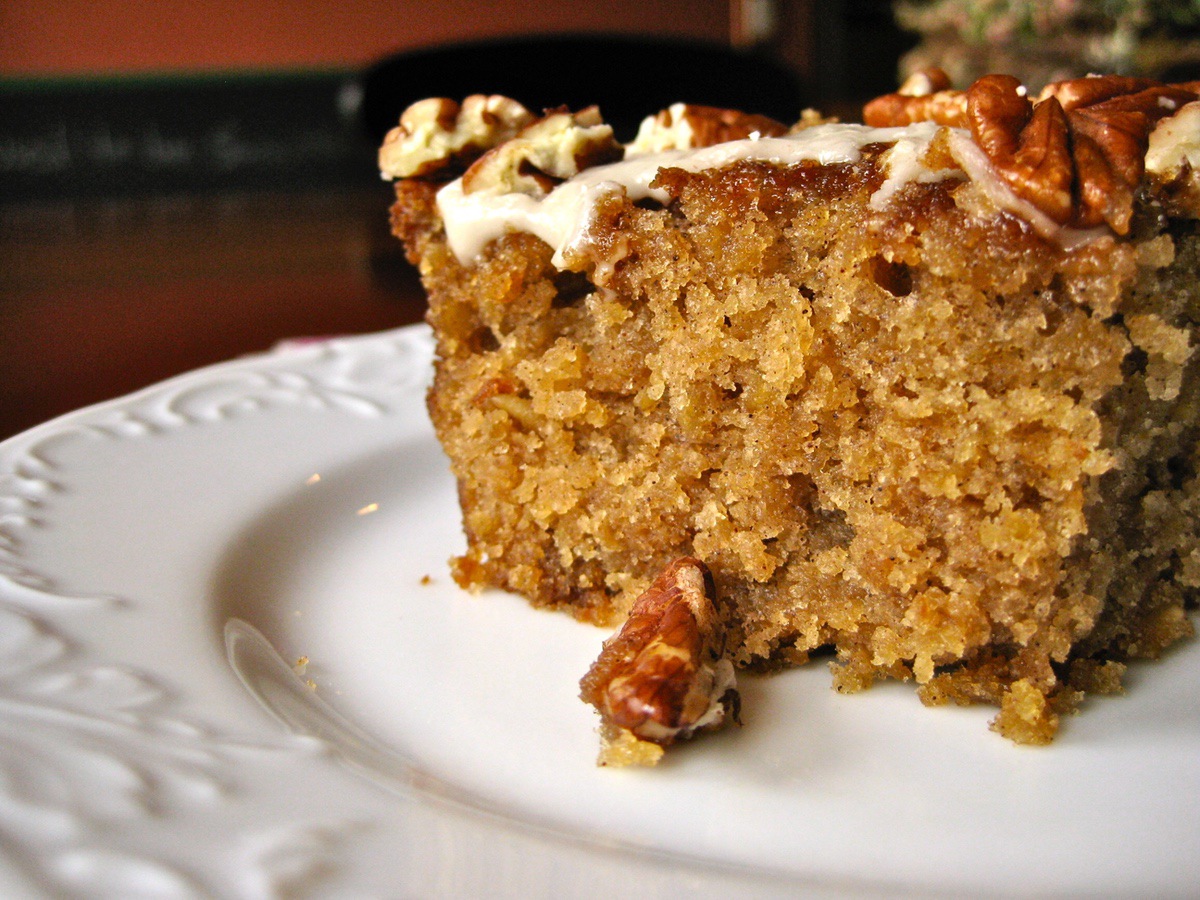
[3,0,1197,439]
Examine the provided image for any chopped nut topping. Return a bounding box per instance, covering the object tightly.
[460,106,623,197]
[863,68,968,129]
[579,557,738,764]
[787,107,837,133]
[898,67,953,97]
[379,95,535,180]
[628,103,789,154]
[1147,100,1200,181]
[865,72,1200,234]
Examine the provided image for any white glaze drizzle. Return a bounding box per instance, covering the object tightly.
[437,122,951,268]
[427,91,1200,267]
[945,131,1107,249]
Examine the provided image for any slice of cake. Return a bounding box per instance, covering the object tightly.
[381,75,1200,748]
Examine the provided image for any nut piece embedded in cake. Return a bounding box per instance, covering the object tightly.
[579,557,738,766]
[378,94,536,179]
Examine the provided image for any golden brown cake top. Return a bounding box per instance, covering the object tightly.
[379,72,1200,266]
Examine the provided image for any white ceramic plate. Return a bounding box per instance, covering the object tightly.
[1,324,1197,898]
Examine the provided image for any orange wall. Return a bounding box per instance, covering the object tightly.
[0,0,734,78]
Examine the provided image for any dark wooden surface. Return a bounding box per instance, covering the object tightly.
[0,185,426,441]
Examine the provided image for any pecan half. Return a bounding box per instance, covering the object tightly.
[968,74,1075,225]
[579,557,738,763]
[1039,76,1200,229]
[378,94,535,180]
[628,103,789,154]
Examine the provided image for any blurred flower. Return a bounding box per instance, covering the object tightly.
[894,0,1200,88]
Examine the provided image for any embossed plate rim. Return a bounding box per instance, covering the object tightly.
[0,323,1196,898]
